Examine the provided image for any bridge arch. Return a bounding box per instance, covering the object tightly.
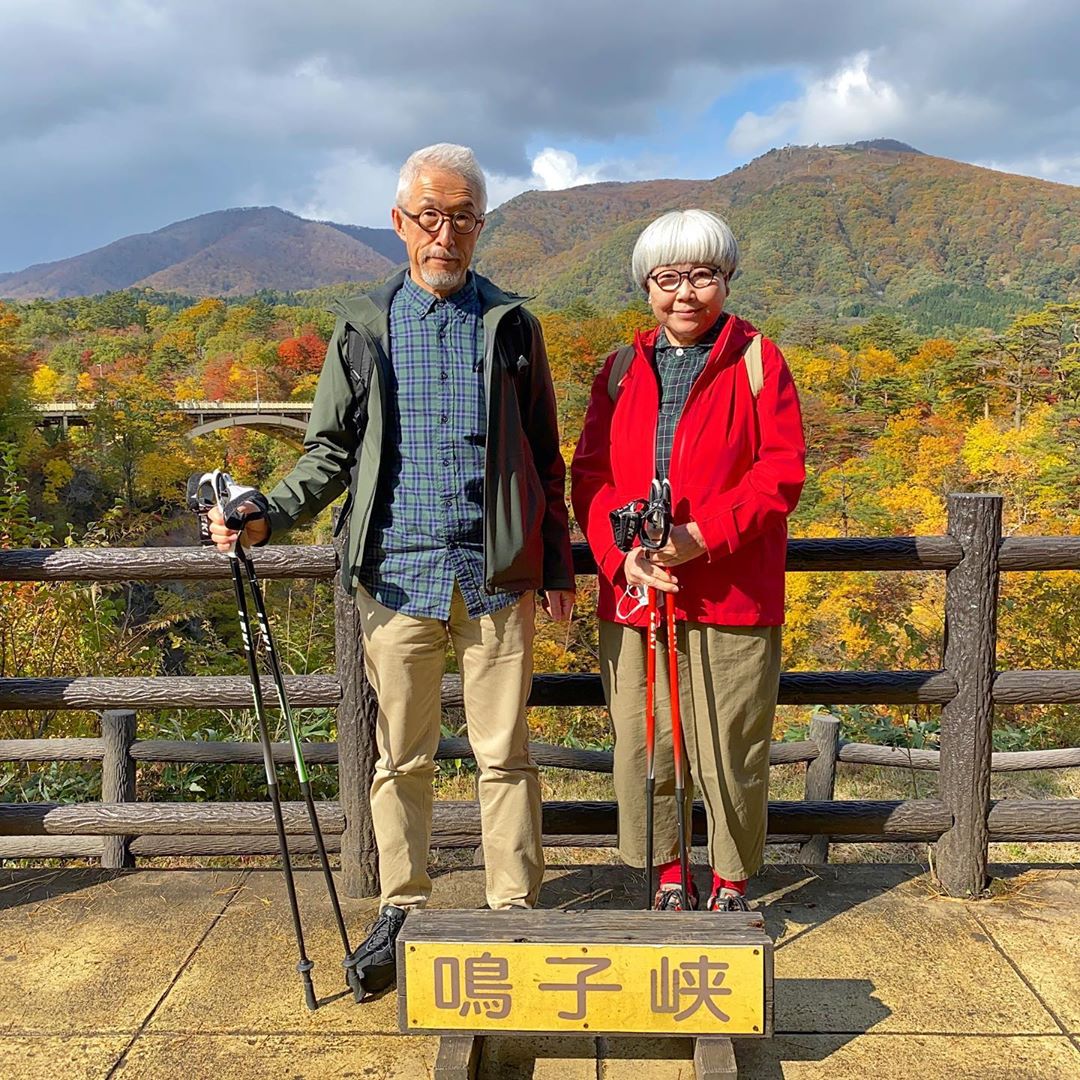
[186,414,307,444]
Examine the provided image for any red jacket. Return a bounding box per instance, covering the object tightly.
[570,314,806,628]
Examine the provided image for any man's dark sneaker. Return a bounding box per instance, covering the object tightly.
[707,890,750,912]
[350,905,407,1001]
[653,883,699,911]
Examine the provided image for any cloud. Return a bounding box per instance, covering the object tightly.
[289,147,620,229]
[1,1,1078,270]
[728,51,992,155]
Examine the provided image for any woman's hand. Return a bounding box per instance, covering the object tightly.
[647,522,707,568]
[623,547,678,593]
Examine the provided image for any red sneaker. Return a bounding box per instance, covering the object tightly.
[706,890,750,912]
[653,882,699,910]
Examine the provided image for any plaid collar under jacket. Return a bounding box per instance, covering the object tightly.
[653,317,726,480]
[358,273,519,620]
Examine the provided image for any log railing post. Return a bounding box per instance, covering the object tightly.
[333,539,379,897]
[798,713,840,864]
[935,493,1001,896]
[100,709,136,868]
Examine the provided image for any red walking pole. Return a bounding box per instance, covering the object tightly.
[666,590,691,908]
[644,585,659,908]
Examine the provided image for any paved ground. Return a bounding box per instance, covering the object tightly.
[0,862,1077,1079]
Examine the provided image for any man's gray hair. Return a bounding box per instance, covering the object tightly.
[630,209,739,290]
[396,143,488,213]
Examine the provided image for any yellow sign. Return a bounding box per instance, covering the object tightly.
[403,941,765,1035]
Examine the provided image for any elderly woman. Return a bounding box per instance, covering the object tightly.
[571,209,805,911]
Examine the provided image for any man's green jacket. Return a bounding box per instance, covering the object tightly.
[264,270,576,598]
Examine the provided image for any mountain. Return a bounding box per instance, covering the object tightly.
[473,142,1080,329]
[5,143,1078,331]
[0,207,405,300]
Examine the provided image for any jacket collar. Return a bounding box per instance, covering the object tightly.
[328,269,528,340]
[635,312,758,366]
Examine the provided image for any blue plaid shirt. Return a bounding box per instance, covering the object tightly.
[358,273,518,619]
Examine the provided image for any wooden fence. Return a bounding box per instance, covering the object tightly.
[1,493,1079,899]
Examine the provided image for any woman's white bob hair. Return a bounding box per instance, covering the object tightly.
[396,143,488,213]
[630,209,739,290]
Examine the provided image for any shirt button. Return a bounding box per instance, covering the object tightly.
[440,371,448,381]
[442,457,451,466]
[440,414,449,423]
[676,348,684,356]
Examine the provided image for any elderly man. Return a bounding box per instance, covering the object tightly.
[210,143,575,996]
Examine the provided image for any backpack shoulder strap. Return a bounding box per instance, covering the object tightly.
[343,323,377,433]
[743,333,763,398]
[606,344,637,402]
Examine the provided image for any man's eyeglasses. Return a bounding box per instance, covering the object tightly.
[647,266,724,292]
[399,206,484,235]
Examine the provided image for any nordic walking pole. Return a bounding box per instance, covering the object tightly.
[644,584,658,909]
[638,478,674,909]
[230,535,361,1000]
[653,478,691,908]
[665,588,691,908]
[190,471,317,1012]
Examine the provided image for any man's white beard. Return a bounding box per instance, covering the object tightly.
[420,265,465,290]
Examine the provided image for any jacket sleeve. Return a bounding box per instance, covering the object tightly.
[693,338,806,560]
[520,311,576,591]
[264,319,359,536]
[570,350,630,587]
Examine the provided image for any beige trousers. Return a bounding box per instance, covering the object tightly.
[599,619,781,880]
[356,585,543,910]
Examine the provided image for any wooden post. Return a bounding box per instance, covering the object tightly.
[798,713,840,864]
[694,1037,738,1079]
[100,709,136,868]
[936,493,1001,897]
[333,539,380,898]
[434,1036,483,1080]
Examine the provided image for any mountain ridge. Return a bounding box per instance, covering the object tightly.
[1,206,405,300]
[4,143,1077,333]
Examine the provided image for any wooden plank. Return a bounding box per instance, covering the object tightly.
[1,535,1075,586]
[997,536,1080,571]
[4,667,1078,715]
[433,1036,482,1080]
[130,834,341,856]
[0,545,336,582]
[0,798,952,839]
[0,674,340,710]
[0,836,104,858]
[129,739,339,764]
[5,797,1075,844]
[0,739,104,761]
[839,741,1080,772]
[402,910,764,943]
[694,1037,738,1079]
[992,670,1080,704]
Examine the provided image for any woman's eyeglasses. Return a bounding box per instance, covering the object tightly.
[647,267,723,292]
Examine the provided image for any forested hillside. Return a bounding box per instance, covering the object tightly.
[5,142,1079,339]
[476,143,1080,331]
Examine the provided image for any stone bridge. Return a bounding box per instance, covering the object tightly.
[34,401,314,442]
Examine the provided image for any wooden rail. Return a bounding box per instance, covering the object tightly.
[1,495,1079,897]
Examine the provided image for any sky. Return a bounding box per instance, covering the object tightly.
[2,0,1079,273]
